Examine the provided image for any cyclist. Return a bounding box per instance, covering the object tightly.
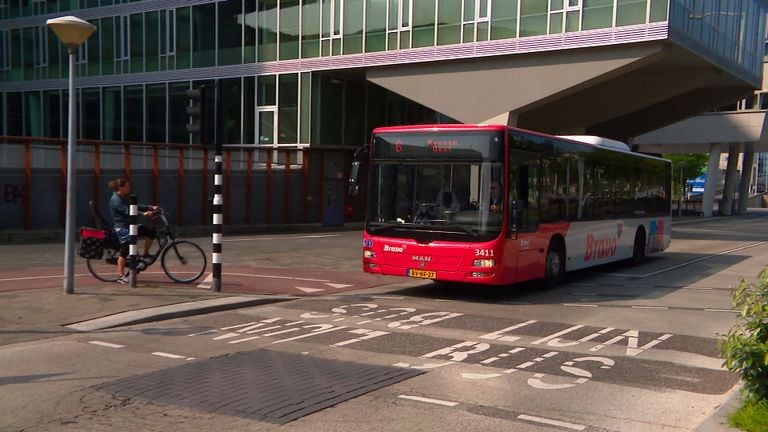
[108,178,158,284]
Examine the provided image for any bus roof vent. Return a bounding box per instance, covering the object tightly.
[557,135,631,152]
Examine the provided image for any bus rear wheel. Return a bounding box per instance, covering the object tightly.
[630,228,646,266]
[542,242,565,290]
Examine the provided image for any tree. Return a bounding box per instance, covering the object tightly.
[663,153,709,196]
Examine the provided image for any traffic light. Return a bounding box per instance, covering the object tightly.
[186,85,208,145]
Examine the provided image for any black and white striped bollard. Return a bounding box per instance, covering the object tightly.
[129,194,138,287]
[211,154,223,292]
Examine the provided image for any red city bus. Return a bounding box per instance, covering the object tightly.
[356,124,671,289]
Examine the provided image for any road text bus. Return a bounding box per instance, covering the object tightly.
[355,124,671,289]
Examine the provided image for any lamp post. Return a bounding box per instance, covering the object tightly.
[678,162,687,217]
[47,16,96,294]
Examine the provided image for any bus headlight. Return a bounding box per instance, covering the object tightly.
[364,250,376,259]
[473,259,495,268]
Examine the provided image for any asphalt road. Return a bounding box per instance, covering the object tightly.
[3,213,768,431]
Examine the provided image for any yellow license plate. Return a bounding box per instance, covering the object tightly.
[407,269,437,279]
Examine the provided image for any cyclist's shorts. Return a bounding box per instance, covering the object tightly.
[116,225,157,257]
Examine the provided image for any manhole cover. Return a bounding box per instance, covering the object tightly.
[96,349,423,424]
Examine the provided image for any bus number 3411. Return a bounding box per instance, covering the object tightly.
[475,249,494,257]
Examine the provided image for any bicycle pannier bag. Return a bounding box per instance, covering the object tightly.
[79,227,106,259]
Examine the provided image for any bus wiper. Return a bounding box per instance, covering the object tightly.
[420,220,480,237]
[444,223,480,237]
[367,221,397,233]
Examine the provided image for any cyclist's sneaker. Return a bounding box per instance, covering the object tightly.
[116,275,129,284]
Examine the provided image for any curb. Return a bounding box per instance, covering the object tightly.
[65,295,296,331]
[696,384,742,432]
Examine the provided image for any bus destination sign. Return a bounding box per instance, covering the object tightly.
[374,131,504,161]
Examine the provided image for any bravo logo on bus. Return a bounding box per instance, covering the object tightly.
[583,223,623,261]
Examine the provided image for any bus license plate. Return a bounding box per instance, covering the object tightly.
[407,269,436,279]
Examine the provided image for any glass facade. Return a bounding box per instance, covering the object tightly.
[0,0,765,147]
[669,0,766,80]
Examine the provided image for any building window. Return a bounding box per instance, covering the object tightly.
[280,0,301,59]
[259,0,278,61]
[549,0,565,34]
[490,0,517,40]
[0,30,9,71]
[616,0,647,27]
[520,0,547,37]
[343,0,364,53]
[438,0,462,45]
[116,16,130,61]
[387,0,411,50]
[462,0,489,43]
[582,0,614,30]
[365,0,386,52]
[321,0,343,55]
[412,0,435,47]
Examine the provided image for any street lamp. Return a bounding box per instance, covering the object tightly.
[47,16,96,294]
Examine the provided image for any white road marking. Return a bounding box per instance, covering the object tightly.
[187,329,218,336]
[631,305,669,310]
[371,296,404,300]
[0,273,90,282]
[196,273,213,289]
[563,303,598,307]
[517,414,586,431]
[398,395,458,407]
[705,308,737,313]
[152,352,189,359]
[325,283,353,289]
[296,286,325,293]
[88,341,125,349]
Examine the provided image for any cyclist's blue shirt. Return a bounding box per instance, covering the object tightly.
[109,192,152,229]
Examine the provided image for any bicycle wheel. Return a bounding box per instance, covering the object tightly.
[161,240,207,283]
[87,248,122,282]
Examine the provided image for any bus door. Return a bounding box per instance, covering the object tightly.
[508,152,544,281]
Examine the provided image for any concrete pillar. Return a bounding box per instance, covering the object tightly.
[702,143,722,217]
[738,143,755,214]
[721,144,740,216]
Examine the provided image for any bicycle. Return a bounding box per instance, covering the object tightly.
[86,202,207,284]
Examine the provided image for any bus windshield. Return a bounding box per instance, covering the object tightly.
[366,130,505,242]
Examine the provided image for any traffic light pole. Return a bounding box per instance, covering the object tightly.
[211,82,223,293]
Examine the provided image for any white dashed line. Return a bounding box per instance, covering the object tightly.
[187,330,218,336]
[88,341,125,349]
[398,395,458,407]
[517,414,586,431]
[563,303,598,307]
[705,308,737,313]
[152,352,192,360]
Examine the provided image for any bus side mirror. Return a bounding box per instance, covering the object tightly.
[348,161,361,196]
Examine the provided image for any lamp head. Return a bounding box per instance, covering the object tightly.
[46,16,96,49]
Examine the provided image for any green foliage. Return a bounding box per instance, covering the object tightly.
[719,267,768,403]
[663,153,709,182]
[728,398,768,432]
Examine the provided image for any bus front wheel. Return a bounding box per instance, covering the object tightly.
[542,241,565,290]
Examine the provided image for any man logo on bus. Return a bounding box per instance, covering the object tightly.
[584,233,618,261]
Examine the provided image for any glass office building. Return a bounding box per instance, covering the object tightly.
[0,0,765,229]
[1,0,764,148]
